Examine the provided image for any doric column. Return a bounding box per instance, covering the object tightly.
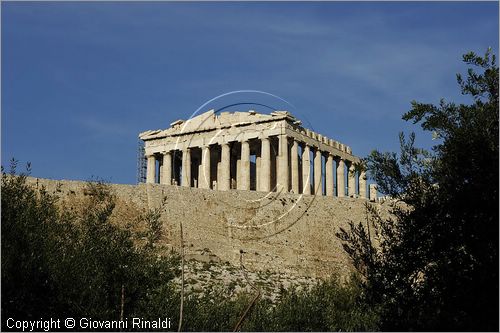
[236,159,241,189]
[291,140,299,194]
[337,158,345,197]
[302,144,311,195]
[181,148,191,187]
[219,143,230,191]
[239,140,250,190]
[255,155,261,191]
[314,149,322,195]
[161,151,172,185]
[200,146,211,189]
[216,151,221,190]
[260,137,271,192]
[359,170,367,199]
[326,154,334,196]
[348,162,356,196]
[146,155,156,184]
[369,184,378,202]
[159,163,163,184]
[277,134,289,192]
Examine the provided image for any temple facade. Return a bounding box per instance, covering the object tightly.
[139,110,369,198]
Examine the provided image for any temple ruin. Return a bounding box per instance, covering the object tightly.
[139,110,371,198]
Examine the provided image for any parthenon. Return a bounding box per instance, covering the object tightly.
[139,110,371,198]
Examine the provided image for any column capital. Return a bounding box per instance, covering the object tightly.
[259,135,270,141]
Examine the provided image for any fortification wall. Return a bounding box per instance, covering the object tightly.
[26,177,389,278]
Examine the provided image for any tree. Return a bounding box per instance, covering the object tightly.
[1,163,179,328]
[338,49,499,331]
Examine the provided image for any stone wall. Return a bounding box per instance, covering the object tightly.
[26,177,390,278]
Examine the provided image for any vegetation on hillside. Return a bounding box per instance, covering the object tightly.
[1,161,180,326]
[1,161,378,331]
[338,49,499,331]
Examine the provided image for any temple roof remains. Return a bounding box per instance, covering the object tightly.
[139,109,299,141]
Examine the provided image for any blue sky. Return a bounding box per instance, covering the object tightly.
[2,2,498,184]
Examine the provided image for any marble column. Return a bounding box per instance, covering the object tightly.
[200,146,211,189]
[302,144,311,195]
[146,155,156,184]
[236,159,241,189]
[255,155,261,191]
[359,170,367,199]
[337,158,345,197]
[326,154,334,196]
[182,148,191,187]
[369,184,378,202]
[290,140,299,194]
[277,134,289,192]
[219,143,230,191]
[314,149,322,195]
[348,162,356,196]
[240,140,250,190]
[159,163,163,184]
[161,151,172,185]
[260,137,271,192]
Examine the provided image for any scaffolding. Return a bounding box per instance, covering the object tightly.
[136,139,147,184]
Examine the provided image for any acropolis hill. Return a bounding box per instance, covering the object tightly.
[28,110,387,278]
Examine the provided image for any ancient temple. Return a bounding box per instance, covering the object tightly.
[139,110,369,198]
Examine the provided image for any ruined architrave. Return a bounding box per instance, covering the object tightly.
[139,110,368,199]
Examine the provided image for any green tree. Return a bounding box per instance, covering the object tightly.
[338,49,499,331]
[1,163,179,329]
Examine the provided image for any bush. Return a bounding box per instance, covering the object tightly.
[1,161,179,329]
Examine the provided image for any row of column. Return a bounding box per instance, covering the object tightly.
[292,140,367,198]
[146,134,368,199]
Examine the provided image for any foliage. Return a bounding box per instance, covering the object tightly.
[1,162,179,328]
[179,274,379,332]
[338,49,499,331]
[247,275,379,332]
